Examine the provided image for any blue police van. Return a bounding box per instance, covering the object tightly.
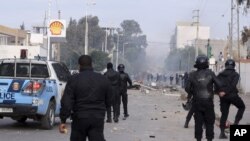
[0,58,70,129]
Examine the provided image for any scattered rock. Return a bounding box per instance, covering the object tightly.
[149,135,155,138]
[162,110,166,112]
[113,127,118,131]
[180,93,187,100]
[155,118,158,120]
[174,111,180,114]
[163,116,167,118]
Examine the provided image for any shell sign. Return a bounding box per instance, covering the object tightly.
[49,19,66,37]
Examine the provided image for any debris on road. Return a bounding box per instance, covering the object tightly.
[149,135,155,138]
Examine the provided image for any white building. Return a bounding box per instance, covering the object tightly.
[175,22,210,49]
[0,25,47,59]
[0,24,65,61]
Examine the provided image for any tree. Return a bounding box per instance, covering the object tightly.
[76,16,105,51]
[117,20,148,73]
[90,50,110,71]
[61,16,106,68]
[241,26,250,58]
[60,17,148,74]
[242,26,250,45]
[121,20,142,36]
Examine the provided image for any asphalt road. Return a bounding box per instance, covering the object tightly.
[0,89,249,141]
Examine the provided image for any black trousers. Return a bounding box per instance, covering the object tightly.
[193,100,215,140]
[186,105,195,124]
[107,86,120,119]
[118,90,128,116]
[220,95,245,128]
[70,118,105,141]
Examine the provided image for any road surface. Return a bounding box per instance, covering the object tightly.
[0,88,249,141]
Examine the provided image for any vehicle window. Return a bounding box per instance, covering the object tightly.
[16,63,29,77]
[0,63,14,77]
[31,64,49,78]
[0,63,49,78]
[52,63,70,82]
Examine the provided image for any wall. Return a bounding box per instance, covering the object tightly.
[238,61,250,95]
[175,22,210,49]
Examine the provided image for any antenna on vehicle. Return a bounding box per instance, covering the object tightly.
[37,54,41,60]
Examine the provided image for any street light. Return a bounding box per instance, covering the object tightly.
[116,33,120,70]
[84,0,96,55]
[115,28,123,70]
[123,42,129,58]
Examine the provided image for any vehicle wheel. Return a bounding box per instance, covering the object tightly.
[41,101,55,129]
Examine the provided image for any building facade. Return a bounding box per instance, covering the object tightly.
[175,22,210,49]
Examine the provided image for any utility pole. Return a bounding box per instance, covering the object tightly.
[57,10,61,61]
[230,0,241,73]
[193,9,200,58]
[84,9,88,55]
[228,22,232,58]
[237,1,241,76]
[47,0,52,61]
[116,33,119,71]
[84,0,96,55]
[105,27,108,52]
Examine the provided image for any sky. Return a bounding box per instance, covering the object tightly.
[1,0,250,43]
[1,0,250,72]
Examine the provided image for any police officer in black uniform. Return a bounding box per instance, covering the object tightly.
[117,64,132,119]
[216,59,245,139]
[59,55,112,141]
[104,62,121,123]
[185,55,223,141]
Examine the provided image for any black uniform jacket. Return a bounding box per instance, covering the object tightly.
[104,68,121,87]
[60,67,112,123]
[119,72,132,92]
[216,69,239,98]
[185,69,223,101]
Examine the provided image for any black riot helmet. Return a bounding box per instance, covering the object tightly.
[194,55,209,69]
[225,59,235,69]
[117,64,125,72]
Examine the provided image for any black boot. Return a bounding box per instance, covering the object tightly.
[196,138,201,141]
[219,133,227,139]
[114,117,119,123]
[207,139,212,141]
[106,118,112,123]
[124,114,129,118]
[184,120,189,128]
[219,128,227,139]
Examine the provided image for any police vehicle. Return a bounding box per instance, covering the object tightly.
[0,55,70,129]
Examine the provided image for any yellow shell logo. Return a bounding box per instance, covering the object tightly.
[50,21,64,35]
